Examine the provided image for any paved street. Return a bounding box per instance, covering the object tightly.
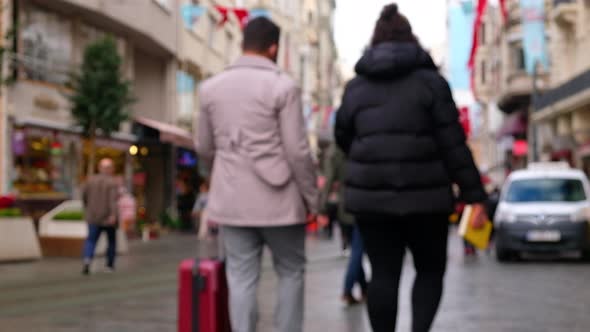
[1,230,590,332]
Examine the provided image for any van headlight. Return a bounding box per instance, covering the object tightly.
[495,210,517,224]
[570,209,588,223]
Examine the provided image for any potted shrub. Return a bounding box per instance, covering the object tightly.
[39,200,128,257]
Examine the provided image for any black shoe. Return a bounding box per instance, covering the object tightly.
[82,264,90,276]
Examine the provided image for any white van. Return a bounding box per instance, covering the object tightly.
[494,162,590,261]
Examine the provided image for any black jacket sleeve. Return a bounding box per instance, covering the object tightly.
[425,73,487,203]
[335,80,357,155]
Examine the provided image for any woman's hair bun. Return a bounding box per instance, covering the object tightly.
[380,4,399,20]
[371,2,416,46]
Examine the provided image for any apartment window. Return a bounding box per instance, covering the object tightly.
[225,31,234,61]
[299,55,306,87]
[207,14,216,48]
[78,24,106,61]
[480,23,486,45]
[177,71,196,117]
[510,42,526,71]
[153,0,171,11]
[21,5,72,85]
[308,11,313,24]
[481,60,486,84]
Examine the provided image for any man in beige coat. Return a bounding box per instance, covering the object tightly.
[195,18,318,332]
[82,158,119,275]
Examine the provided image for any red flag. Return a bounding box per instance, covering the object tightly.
[215,5,229,27]
[458,106,471,138]
[233,9,250,29]
[215,6,250,29]
[499,0,508,23]
[468,0,488,70]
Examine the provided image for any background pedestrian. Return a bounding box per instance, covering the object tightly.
[82,158,120,275]
[320,142,368,306]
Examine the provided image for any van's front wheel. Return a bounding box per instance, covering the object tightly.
[496,247,515,262]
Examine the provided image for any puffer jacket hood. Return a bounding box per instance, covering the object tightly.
[355,42,437,79]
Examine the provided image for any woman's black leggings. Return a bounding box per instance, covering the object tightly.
[357,214,449,332]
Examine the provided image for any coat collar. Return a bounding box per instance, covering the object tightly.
[229,55,279,72]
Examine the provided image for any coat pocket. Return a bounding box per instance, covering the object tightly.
[228,127,293,188]
[248,151,292,187]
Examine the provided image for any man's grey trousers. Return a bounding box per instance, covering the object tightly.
[222,224,306,332]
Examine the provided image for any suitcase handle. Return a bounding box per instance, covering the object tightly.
[192,259,205,332]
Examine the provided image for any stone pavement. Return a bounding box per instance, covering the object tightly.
[1,230,590,332]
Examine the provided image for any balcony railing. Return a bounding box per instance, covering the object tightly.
[553,0,577,28]
[554,0,575,6]
[534,68,590,112]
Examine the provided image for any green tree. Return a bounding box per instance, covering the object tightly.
[68,36,134,176]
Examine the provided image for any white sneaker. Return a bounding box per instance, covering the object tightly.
[103,267,115,273]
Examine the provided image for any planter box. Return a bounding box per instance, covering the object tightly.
[0,217,42,262]
[39,200,128,258]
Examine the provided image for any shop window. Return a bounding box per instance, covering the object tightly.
[11,130,69,195]
[82,140,126,178]
[20,5,73,85]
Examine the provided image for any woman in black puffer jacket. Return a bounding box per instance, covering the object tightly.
[335,4,488,332]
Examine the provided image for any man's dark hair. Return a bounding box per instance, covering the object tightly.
[371,3,417,46]
[242,17,281,52]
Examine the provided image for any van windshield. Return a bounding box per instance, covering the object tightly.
[505,179,586,203]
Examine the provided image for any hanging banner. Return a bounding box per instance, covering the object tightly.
[499,0,508,22]
[181,4,206,30]
[520,0,549,74]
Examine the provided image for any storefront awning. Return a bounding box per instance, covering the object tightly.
[134,116,194,150]
[13,117,137,149]
[497,111,528,139]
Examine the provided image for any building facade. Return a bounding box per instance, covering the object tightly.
[471,3,510,184]
[2,0,188,223]
[471,0,556,183]
[0,0,340,224]
[533,0,590,176]
[447,0,488,176]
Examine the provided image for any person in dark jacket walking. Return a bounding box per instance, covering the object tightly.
[320,142,368,306]
[335,4,488,332]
